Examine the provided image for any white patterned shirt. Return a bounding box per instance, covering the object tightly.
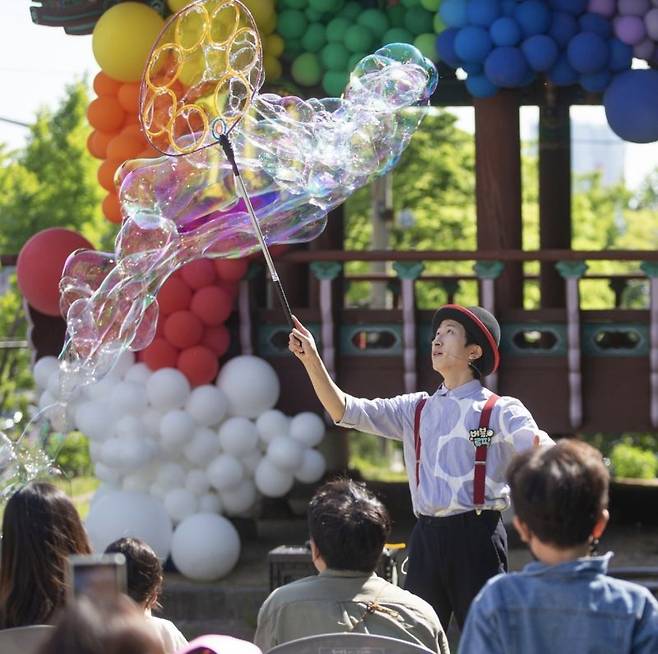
[337,379,553,517]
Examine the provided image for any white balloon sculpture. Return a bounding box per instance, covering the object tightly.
[33,354,327,581]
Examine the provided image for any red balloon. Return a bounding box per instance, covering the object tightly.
[158,276,192,315]
[163,310,203,349]
[214,258,248,282]
[190,286,234,326]
[201,325,231,356]
[177,345,219,387]
[141,337,179,371]
[17,228,94,316]
[218,279,239,301]
[180,259,216,289]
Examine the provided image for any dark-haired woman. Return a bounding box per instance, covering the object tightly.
[0,481,92,628]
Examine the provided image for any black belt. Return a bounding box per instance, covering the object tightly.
[417,510,501,524]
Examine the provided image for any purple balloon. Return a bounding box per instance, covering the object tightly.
[614,15,647,43]
[646,8,658,40]
[587,0,616,16]
[634,38,657,58]
[618,0,650,16]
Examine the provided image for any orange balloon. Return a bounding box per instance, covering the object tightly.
[139,146,161,158]
[93,71,121,97]
[106,133,145,161]
[87,96,125,132]
[121,123,145,139]
[87,130,114,159]
[117,83,141,113]
[123,112,141,127]
[102,193,123,224]
[97,158,122,192]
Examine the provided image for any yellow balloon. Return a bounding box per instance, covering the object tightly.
[240,0,274,28]
[259,11,277,35]
[264,33,284,58]
[263,55,282,81]
[167,0,195,11]
[92,3,165,82]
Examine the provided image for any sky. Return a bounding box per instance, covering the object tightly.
[0,3,656,190]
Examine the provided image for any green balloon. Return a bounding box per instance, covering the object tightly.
[309,0,341,12]
[320,42,350,71]
[347,51,366,71]
[340,2,361,20]
[420,0,441,10]
[326,17,351,43]
[301,23,327,52]
[404,7,433,36]
[305,8,324,21]
[357,9,390,39]
[344,25,375,53]
[414,33,438,62]
[283,39,303,62]
[386,5,406,28]
[277,10,308,40]
[400,0,420,7]
[291,52,323,86]
[281,0,307,9]
[322,70,349,96]
[382,27,414,45]
[433,12,445,34]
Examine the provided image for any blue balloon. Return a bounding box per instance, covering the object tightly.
[514,1,551,37]
[522,34,559,71]
[501,0,516,16]
[609,38,633,72]
[490,17,522,46]
[440,0,468,28]
[466,0,501,27]
[454,26,493,63]
[578,13,612,38]
[549,12,578,47]
[548,53,578,85]
[436,28,462,68]
[580,71,612,93]
[549,0,587,14]
[604,69,658,143]
[463,62,483,74]
[567,32,609,74]
[466,73,499,98]
[484,46,530,87]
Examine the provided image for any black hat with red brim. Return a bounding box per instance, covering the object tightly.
[431,304,501,377]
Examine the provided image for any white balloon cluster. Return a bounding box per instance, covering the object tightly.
[33,354,327,580]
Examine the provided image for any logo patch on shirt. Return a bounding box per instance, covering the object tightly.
[469,426,494,447]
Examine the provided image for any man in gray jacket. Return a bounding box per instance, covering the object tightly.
[254,479,449,653]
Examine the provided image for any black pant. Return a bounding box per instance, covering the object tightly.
[404,510,508,631]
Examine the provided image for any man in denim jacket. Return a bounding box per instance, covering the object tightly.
[459,440,658,654]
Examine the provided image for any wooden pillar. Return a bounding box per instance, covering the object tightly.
[474,91,523,310]
[309,204,344,309]
[539,86,571,307]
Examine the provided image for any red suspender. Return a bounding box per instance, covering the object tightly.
[413,399,427,487]
[473,394,500,510]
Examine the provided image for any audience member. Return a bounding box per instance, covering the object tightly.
[0,481,92,628]
[255,479,449,653]
[178,634,262,654]
[459,440,658,653]
[39,594,164,654]
[105,537,187,653]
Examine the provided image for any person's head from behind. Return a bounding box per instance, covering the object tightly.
[307,478,391,573]
[105,538,163,611]
[0,480,92,628]
[507,440,609,561]
[39,595,164,654]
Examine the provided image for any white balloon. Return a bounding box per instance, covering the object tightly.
[164,488,198,523]
[74,400,115,442]
[94,462,121,484]
[33,356,59,389]
[146,368,191,411]
[184,427,221,466]
[185,469,210,495]
[254,459,294,497]
[89,440,103,461]
[142,409,164,438]
[266,436,305,472]
[124,362,152,385]
[207,454,244,491]
[110,381,148,415]
[123,473,151,492]
[295,448,326,484]
[157,462,187,488]
[256,409,290,444]
[100,439,124,468]
[289,412,325,448]
[171,514,240,580]
[216,356,280,418]
[220,479,258,515]
[241,448,263,475]
[46,370,63,399]
[150,483,167,499]
[86,491,173,559]
[198,493,223,514]
[218,417,259,457]
[85,374,121,401]
[186,386,229,427]
[160,410,195,452]
[114,415,145,441]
